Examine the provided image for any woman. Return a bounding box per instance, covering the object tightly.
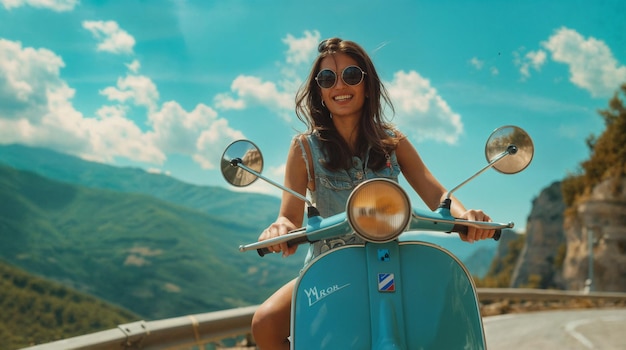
[251,37,495,349]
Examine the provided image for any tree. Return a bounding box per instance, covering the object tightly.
[562,83,626,209]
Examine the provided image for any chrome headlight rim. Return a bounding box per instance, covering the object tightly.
[346,178,411,243]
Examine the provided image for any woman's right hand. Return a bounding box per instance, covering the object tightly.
[259,216,299,257]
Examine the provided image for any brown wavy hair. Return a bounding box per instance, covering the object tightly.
[295,37,398,171]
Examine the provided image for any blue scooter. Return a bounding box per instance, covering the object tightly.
[221,125,534,349]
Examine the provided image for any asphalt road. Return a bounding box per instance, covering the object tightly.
[483,308,626,349]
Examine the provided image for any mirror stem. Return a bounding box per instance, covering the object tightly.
[231,159,319,216]
[443,146,516,204]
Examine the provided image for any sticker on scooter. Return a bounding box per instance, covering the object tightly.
[378,273,395,292]
[304,283,350,307]
[378,249,390,262]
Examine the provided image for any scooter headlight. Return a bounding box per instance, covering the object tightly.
[346,179,411,243]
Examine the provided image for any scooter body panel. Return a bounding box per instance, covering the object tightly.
[291,240,485,350]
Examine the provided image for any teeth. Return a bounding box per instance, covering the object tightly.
[334,95,352,101]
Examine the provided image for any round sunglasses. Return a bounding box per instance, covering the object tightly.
[315,65,366,89]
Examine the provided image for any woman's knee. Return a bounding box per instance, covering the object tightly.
[251,279,296,341]
[251,300,289,348]
[251,302,273,334]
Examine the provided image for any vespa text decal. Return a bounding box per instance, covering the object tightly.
[304,283,350,307]
[378,273,395,292]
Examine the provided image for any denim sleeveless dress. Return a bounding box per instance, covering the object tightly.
[296,132,401,265]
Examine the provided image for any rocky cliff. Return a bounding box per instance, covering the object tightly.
[562,177,626,291]
[510,181,566,289]
[512,178,626,291]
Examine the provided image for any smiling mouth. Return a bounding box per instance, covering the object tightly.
[333,94,352,102]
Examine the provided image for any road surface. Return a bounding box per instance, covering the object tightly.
[483,308,626,349]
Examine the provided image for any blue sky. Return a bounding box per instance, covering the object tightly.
[1,0,625,234]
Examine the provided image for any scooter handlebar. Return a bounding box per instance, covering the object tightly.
[241,214,511,257]
[254,224,502,256]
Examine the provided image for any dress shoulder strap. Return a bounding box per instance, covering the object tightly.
[295,134,313,183]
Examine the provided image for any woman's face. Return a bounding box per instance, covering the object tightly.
[318,53,366,121]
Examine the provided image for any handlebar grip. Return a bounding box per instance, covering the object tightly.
[257,247,271,257]
[256,235,310,257]
[452,224,502,241]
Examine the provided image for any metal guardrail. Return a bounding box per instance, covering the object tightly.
[478,288,626,302]
[21,289,626,350]
[21,305,257,350]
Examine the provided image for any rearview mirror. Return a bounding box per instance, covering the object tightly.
[485,125,534,174]
[220,140,263,187]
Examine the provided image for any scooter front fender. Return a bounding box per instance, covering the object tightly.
[291,240,485,349]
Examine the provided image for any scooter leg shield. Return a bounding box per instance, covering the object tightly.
[290,242,485,349]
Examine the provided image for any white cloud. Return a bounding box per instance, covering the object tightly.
[214,75,294,120]
[283,30,320,65]
[386,70,463,144]
[542,27,626,97]
[148,101,214,155]
[0,38,164,164]
[470,57,484,70]
[0,39,64,122]
[213,92,246,110]
[0,38,247,170]
[86,105,165,164]
[232,76,293,109]
[0,40,106,158]
[126,59,141,73]
[214,31,319,122]
[100,74,159,111]
[0,42,165,163]
[193,118,246,169]
[470,56,499,76]
[527,50,547,69]
[514,48,547,80]
[1,0,77,11]
[97,70,250,169]
[83,20,135,55]
[139,101,245,170]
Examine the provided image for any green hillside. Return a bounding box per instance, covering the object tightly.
[0,144,280,225]
[0,260,138,350]
[0,164,306,320]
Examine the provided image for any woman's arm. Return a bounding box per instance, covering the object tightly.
[259,136,309,256]
[395,135,494,242]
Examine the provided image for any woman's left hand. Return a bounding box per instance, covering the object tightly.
[458,209,494,243]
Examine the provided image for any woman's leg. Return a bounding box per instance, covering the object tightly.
[251,278,297,350]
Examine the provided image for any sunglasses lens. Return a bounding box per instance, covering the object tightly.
[316,69,336,89]
[343,66,364,85]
